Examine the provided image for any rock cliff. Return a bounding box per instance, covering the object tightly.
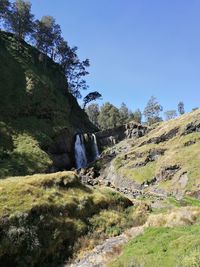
[0,31,96,177]
[91,110,200,200]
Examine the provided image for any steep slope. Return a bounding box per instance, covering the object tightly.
[100,109,200,199]
[0,31,96,177]
[0,171,136,266]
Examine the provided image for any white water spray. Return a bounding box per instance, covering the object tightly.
[92,134,100,159]
[74,134,87,169]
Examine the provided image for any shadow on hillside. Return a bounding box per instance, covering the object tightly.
[0,151,49,178]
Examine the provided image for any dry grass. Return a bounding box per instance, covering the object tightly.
[112,109,200,196]
[145,206,200,228]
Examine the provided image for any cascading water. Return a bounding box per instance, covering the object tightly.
[74,134,87,169]
[92,134,100,159]
[74,133,100,169]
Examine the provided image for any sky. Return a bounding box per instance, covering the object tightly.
[29,0,200,113]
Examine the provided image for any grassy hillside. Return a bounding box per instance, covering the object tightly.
[109,221,200,267]
[111,109,200,198]
[0,171,140,266]
[0,31,96,177]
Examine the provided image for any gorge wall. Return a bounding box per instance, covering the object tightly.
[95,122,148,149]
[0,31,97,177]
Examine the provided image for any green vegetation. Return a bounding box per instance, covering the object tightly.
[112,109,200,196]
[143,96,163,125]
[120,162,156,184]
[86,102,142,130]
[108,223,200,267]
[1,2,200,267]
[0,171,138,266]
[0,31,95,177]
[1,0,92,99]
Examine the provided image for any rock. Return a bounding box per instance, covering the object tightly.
[189,190,200,199]
[140,127,179,146]
[49,129,74,154]
[148,148,165,160]
[157,165,180,181]
[52,153,72,170]
[129,149,166,169]
[96,122,148,149]
[104,181,111,187]
[184,140,196,146]
[182,121,200,135]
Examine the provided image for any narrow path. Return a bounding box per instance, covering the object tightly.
[65,226,144,267]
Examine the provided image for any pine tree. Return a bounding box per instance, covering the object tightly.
[178,101,185,115]
[144,96,163,125]
[0,0,10,29]
[130,109,142,123]
[119,102,129,123]
[98,102,121,130]
[4,0,34,40]
[85,104,100,127]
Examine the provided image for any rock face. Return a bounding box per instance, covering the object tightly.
[92,110,200,200]
[0,32,97,177]
[95,122,148,149]
[182,121,200,135]
[48,129,75,170]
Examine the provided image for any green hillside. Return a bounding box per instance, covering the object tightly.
[0,171,136,266]
[109,109,200,198]
[0,31,95,177]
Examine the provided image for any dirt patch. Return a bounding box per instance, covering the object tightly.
[65,226,144,267]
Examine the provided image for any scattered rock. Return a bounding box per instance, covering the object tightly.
[77,167,100,186]
[129,149,165,169]
[141,177,157,188]
[157,165,180,181]
[140,127,179,146]
[184,140,196,146]
[182,121,200,135]
[187,186,200,200]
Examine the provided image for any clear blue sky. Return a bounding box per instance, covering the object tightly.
[29,0,200,113]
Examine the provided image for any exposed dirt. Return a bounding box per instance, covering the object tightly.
[64,226,144,267]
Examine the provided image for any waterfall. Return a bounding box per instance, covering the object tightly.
[74,133,100,169]
[92,134,100,159]
[74,134,87,169]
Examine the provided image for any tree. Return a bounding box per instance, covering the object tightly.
[119,102,129,123]
[129,108,142,123]
[4,0,34,40]
[0,0,10,28]
[143,96,163,125]
[57,38,71,68]
[34,16,61,58]
[85,103,100,127]
[98,102,121,130]
[164,110,177,121]
[56,39,90,98]
[65,48,90,98]
[178,101,185,115]
[83,91,102,109]
[192,107,199,112]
